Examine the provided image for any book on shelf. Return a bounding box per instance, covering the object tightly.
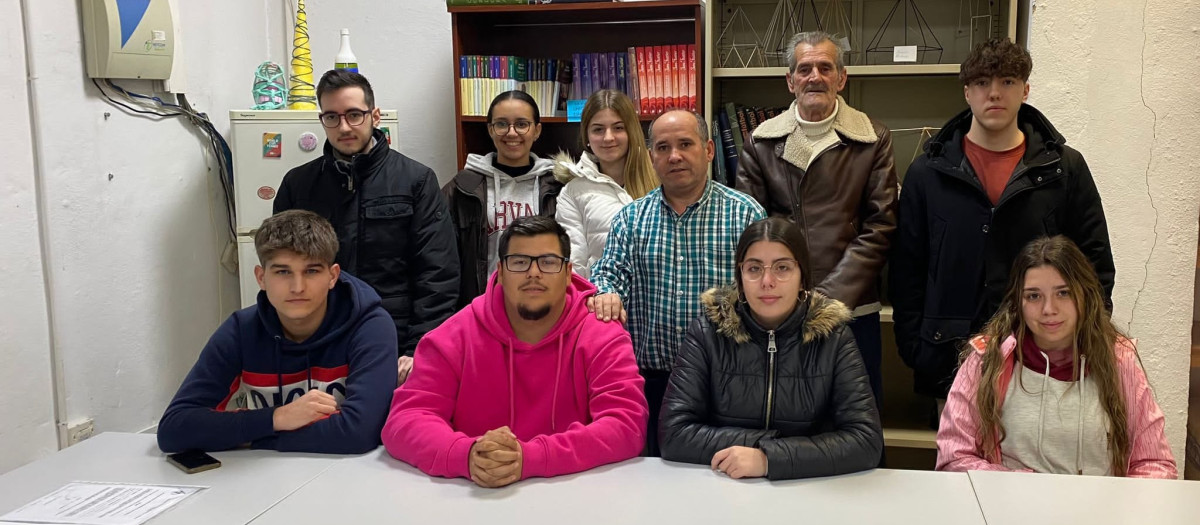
[672,44,683,109]
[652,45,664,114]
[686,44,696,112]
[626,46,641,115]
[457,45,695,119]
[724,102,744,154]
[715,101,788,175]
[458,54,570,117]
[711,119,727,185]
[561,46,694,117]
[716,108,738,179]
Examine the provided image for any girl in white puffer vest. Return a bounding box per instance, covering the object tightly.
[554,90,658,279]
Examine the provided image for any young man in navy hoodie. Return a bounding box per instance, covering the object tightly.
[158,210,397,454]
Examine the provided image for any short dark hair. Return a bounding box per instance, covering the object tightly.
[734,217,812,295]
[498,216,570,260]
[487,90,541,125]
[317,69,375,109]
[255,210,339,266]
[959,38,1032,85]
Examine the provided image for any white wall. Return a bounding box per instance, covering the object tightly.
[286,1,456,183]
[0,0,457,473]
[1028,0,1200,468]
[18,0,268,442]
[0,0,58,473]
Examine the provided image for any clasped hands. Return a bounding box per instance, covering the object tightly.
[469,426,523,488]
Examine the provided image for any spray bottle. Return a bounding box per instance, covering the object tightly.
[335,29,359,73]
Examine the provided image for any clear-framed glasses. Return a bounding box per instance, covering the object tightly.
[319,108,371,128]
[740,259,799,282]
[502,254,567,274]
[490,119,534,135]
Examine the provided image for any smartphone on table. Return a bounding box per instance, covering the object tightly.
[166,450,221,474]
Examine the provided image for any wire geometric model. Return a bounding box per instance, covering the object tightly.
[761,0,824,67]
[819,0,856,65]
[252,62,287,110]
[864,0,944,65]
[957,0,1000,49]
[716,7,767,68]
[288,0,317,110]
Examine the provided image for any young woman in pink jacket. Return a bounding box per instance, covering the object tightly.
[936,236,1175,478]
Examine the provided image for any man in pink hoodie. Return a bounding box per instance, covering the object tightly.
[382,216,648,488]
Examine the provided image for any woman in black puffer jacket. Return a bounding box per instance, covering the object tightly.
[659,218,883,480]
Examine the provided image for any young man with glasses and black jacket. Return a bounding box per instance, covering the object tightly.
[274,69,459,385]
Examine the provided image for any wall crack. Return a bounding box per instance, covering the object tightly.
[1126,0,1160,335]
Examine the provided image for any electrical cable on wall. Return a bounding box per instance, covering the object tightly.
[91,79,237,238]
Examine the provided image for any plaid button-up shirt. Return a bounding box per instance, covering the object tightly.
[591,181,765,371]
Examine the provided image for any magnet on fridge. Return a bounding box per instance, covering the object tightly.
[381,127,391,145]
[263,133,283,158]
[298,132,320,152]
[257,186,276,200]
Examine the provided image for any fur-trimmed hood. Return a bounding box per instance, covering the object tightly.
[751,96,879,170]
[552,151,613,186]
[700,284,851,345]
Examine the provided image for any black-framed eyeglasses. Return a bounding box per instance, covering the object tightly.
[490,120,534,135]
[502,254,567,273]
[319,108,371,128]
[740,260,799,282]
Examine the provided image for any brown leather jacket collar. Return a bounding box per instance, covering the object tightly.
[753,97,879,170]
[735,98,898,309]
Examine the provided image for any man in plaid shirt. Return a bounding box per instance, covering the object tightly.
[589,109,765,457]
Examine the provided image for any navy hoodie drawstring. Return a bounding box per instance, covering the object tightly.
[273,336,284,405]
[306,351,313,391]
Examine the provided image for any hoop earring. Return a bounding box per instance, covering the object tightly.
[798,290,810,304]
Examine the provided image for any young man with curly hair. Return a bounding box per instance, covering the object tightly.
[889,38,1115,406]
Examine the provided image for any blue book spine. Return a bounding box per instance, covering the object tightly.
[711,120,726,185]
[718,109,739,177]
[615,52,627,95]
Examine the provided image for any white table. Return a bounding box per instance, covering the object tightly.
[969,470,1200,525]
[249,450,986,524]
[0,433,343,525]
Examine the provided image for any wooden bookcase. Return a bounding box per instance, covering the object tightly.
[703,0,1019,461]
[449,0,705,169]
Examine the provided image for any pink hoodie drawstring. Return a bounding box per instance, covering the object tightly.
[507,337,516,428]
[505,333,566,433]
[551,333,563,433]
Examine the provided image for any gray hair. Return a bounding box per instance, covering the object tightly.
[785,31,847,72]
[648,109,710,145]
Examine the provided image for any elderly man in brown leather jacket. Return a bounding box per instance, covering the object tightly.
[735,31,897,407]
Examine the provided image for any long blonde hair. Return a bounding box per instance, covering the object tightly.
[973,236,1130,475]
[579,89,659,199]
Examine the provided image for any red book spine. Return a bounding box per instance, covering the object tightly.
[636,47,650,116]
[653,46,664,114]
[687,44,697,111]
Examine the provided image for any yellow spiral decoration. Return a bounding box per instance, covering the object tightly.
[288,0,317,110]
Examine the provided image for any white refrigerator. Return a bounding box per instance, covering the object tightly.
[229,110,400,308]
